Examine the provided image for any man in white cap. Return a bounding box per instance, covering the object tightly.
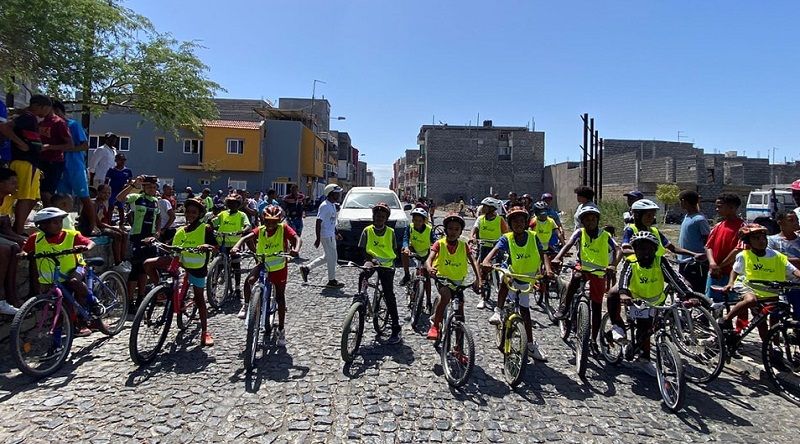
[300,184,344,288]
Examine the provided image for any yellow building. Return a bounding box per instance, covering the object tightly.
[179,120,264,172]
[300,126,325,191]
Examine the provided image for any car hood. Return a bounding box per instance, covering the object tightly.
[338,208,408,222]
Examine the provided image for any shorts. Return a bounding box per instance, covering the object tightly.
[706,274,731,303]
[10,160,41,200]
[269,266,288,285]
[504,279,531,308]
[39,160,65,195]
[187,272,206,289]
[586,274,607,304]
[57,162,90,198]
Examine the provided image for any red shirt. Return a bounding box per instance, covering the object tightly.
[23,230,92,253]
[38,114,71,162]
[705,217,745,274]
[252,223,298,250]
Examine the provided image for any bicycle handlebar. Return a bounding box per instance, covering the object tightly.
[22,247,86,260]
[431,275,476,291]
[151,242,209,254]
[559,262,606,275]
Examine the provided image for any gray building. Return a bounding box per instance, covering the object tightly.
[417,121,545,203]
[278,98,331,133]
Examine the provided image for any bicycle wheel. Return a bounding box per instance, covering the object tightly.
[410,279,425,331]
[341,302,366,363]
[503,316,528,388]
[433,224,445,239]
[10,294,74,378]
[94,270,128,336]
[129,285,173,366]
[598,313,623,365]
[655,336,686,413]
[176,286,198,331]
[671,305,725,384]
[575,300,591,378]
[559,314,572,341]
[244,287,262,371]
[206,256,229,309]
[372,285,390,336]
[543,277,562,325]
[441,319,476,388]
[762,322,800,403]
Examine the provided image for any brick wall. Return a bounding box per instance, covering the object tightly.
[601,152,639,185]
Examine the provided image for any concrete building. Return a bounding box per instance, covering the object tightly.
[417,121,545,203]
[366,170,375,187]
[391,149,419,201]
[356,161,368,187]
[278,98,331,133]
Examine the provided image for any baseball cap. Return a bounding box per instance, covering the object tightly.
[623,190,644,199]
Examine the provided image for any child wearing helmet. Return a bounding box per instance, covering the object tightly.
[529,201,564,252]
[426,213,482,341]
[621,199,702,261]
[400,207,437,310]
[553,205,621,350]
[232,205,301,347]
[718,223,800,340]
[470,197,510,309]
[358,202,403,344]
[211,193,251,310]
[482,206,553,361]
[22,207,96,335]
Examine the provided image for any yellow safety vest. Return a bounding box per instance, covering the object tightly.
[742,250,788,299]
[533,216,557,247]
[172,224,207,270]
[628,224,666,257]
[365,225,396,267]
[505,231,541,282]
[214,210,248,247]
[409,224,433,257]
[627,255,666,306]
[434,238,469,282]
[477,215,502,242]
[580,229,611,276]
[256,224,288,272]
[35,230,85,284]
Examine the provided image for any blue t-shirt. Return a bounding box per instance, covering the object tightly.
[105,167,133,195]
[678,213,711,261]
[64,119,88,170]
[0,100,9,162]
[544,208,561,226]
[257,198,279,215]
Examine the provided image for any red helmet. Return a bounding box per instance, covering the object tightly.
[372,202,391,216]
[738,223,768,240]
[442,213,465,229]
[261,205,284,221]
[506,206,530,223]
[791,180,800,191]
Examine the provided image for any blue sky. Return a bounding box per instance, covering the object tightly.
[128,0,800,188]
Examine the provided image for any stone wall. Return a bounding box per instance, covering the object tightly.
[543,162,581,212]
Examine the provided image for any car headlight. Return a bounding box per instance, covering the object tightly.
[337,219,351,231]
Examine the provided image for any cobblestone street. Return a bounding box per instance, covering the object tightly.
[2,216,800,443]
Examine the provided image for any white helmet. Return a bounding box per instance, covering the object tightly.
[630,230,659,247]
[34,207,68,223]
[575,205,600,221]
[631,199,660,211]
[410,207,429,220]
[480,197,502,210]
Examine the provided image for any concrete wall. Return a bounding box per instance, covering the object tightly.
[264,120,302,193]
[213,98,270,122]
[543,161,581,212]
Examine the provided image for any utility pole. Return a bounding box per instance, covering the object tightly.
[581,113,588,185]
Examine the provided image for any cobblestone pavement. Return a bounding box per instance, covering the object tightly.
[2,216,800,443]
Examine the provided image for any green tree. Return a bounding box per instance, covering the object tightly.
[0,0,222,133]
[656,183,681,223]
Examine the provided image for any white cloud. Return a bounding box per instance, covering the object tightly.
[367,163,393,188]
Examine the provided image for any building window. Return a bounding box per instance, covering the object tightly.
[226,139,244,155]
[199,179,211,186]
[183,139,203,154]
[157,138,164,153]
[89,135,100,149]
[271,182,293,196]
[498,146,512,161]
[228,179,247,190]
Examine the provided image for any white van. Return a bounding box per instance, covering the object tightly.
[745,189,795,222]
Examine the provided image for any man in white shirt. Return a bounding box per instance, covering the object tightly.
[573,185,599,230]
[300,184,344,288]
[89,132,118,186]
[157,190,176,241]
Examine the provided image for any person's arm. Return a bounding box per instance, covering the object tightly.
[116,176,142,203]
[722,253,744,292]
[553,230,579,263]
[288,226,302,255]
[426,244,439,275]
[231,231,256,252]
[401,226,410,252]
[481,245,502,269]
[500,218,509,234]
[358,230,372,263]
[719,247,743,270]
[618,260,633,297]
[466,244,482,290]
[42,123,74,152]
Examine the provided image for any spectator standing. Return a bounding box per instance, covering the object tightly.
[52,100,95,234]
[299,184,344,288]
[0,98,10,166]
[185,186,195,200]
[38,102,74,206]
[573,186,598,230]
[768,211,800,266]
[540,193,563,228]
[705,193,744,302]
[157,187,176,242]
[0,167,24,314]
[105,153,133,227]
[282,184,305,235]
[622,190,644,224]
[162,184,177,211]
[88,132,117,186]
[677,190,711,292]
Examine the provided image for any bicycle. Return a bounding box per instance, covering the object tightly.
[244,251,296,371]
[533,247,560,307]
[471,239,502,306]
[492,266,539,387]
[339,261,392,363]
[557,262,606,378]
[207,231,256,309]
[431,275,477,388]
[11,250,128,378]
[540,253,572,324]
[598,297,688,412]
[128,242,207,366]
[405,254,431,332]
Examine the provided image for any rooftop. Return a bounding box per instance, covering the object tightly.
[202,119,264,130]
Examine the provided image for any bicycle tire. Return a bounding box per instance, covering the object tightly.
[543,277,562,325]
[433,224,445,239]
[129,285,173,366]
[95,270,128,336]
[671,305,725,384]
[503,316,528,388]
[176,286,198,331]
[410,279,425,331]
[575,300,591,378]
[655,337,686,413]
[441,319,475,388]
[372,285,390,336]
[206,256,229,309]
[559,316,571,341]
[762,323,800,403]
[341,302,366,363]
[599,313,623,365]
[10,295,74,378]
[244,287,262,371]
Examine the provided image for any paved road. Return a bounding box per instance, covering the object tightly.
[1,216,799,443]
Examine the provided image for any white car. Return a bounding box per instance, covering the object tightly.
[335,187,410,262]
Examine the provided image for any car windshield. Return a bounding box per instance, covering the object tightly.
[343,192,400,210]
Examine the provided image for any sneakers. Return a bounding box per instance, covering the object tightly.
[635,358,657,377]
[489,308,502,325]
[387,331,403,345]
[202,332,214,347]
[0,300,19,316]
[300,266,310,283]
[74,323,92,337]
[611,325,626,342]
[326,280,345,288]
[237,304,248,320]
[277,328,286,347]
[528,341,548,362]
[476,299,486,309]
[427,325,440,340]
[399,275,411,286]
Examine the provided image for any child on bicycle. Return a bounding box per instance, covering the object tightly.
[470,197,509,309]
[359,202,402,344]
[482,206,553,361]
[212,193,251,316]
[426,213,482,341]
[400,207,437,314]
[143,198,216,346]
[621,199,703,260]
[22,207,96,335]
[530,201,565,250]
[232,205,301,347]
[553,206,621,350]
[719,223,800,341]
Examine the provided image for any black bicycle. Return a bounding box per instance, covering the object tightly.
[432,275,477,388]
[207,231,256,309]
[339,261,392,363]
[558,263,606,378]
[405,254,431,332]
[472,239,502,306]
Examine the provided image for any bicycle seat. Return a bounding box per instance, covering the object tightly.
[84,257,105,267]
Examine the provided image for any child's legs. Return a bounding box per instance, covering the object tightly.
[66,267,89,306]
[268,267,288,329]
[725,293,757,322]
[401,250,410,276]
[606,285,623,326]
[433,285,451,325]
[231,253,241,289]
[497,282,509,309]
[377,267,399,332]
[191,283,209,333]
[560,272,581,312]
[588,275,606,339]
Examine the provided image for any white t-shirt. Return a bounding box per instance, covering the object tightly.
[88,145,117,185]
[317,199,338,238]
[158,198,173,229]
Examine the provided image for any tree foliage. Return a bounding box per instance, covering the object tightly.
[0,0,222,133]
[656,183,681,223]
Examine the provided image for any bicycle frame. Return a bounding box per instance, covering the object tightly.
[39,257,102,335]
[163,255,190,316]
[726,300,791,351]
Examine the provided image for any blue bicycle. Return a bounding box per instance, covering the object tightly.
[10,249,128,378]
